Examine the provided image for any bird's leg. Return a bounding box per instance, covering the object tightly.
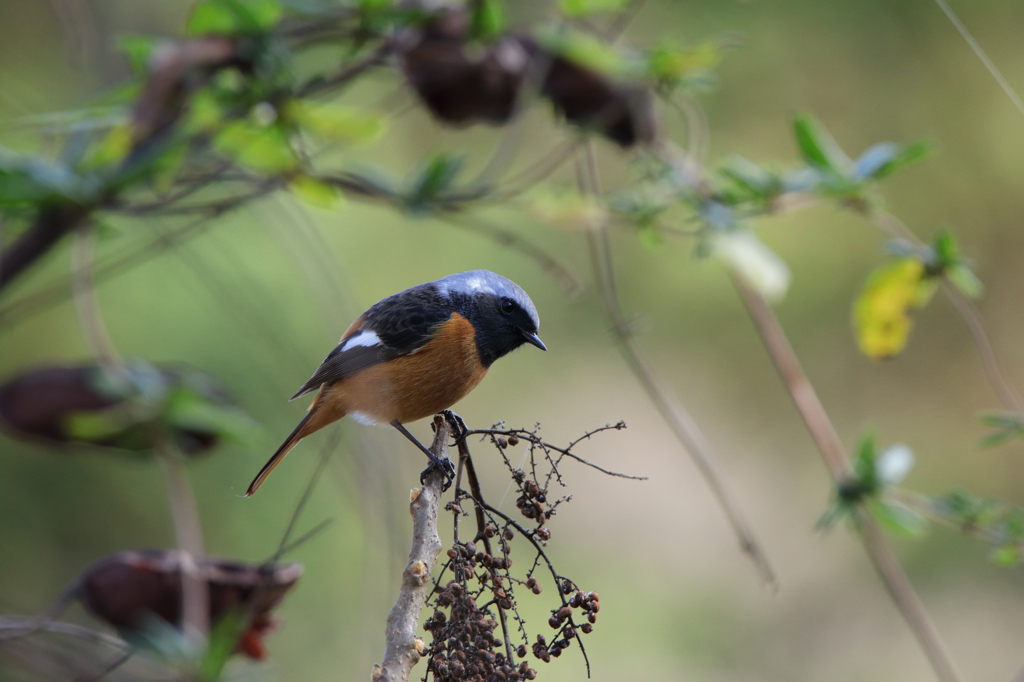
[391,420,455,490]
[441,409,469,444]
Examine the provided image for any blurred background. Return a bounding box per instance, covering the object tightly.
[2,0,1024,680]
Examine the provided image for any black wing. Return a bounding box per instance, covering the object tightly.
[289,283,453,400]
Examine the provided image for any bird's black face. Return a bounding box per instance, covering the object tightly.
[440,270,545,368]
[471,293,545,368]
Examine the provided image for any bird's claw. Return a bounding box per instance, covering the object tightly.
[441,409,469,444]
[420,455,456,492]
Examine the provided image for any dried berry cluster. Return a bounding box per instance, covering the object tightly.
[424,546,537,682]
[514,475,553,528]
[418,421,635,682]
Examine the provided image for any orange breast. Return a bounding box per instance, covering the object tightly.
[328,312,487,424]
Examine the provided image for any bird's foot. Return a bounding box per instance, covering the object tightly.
[420,454,456,492]
[441,409,469,444]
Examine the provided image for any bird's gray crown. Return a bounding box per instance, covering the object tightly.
[437,270,540,330]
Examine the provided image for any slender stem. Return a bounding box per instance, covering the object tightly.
[733,274,963,682]
[575,142,777,587]
[156,447,209,638]
[71,226,124,380]
[940,280,1024,416]
[931,0,1024,120]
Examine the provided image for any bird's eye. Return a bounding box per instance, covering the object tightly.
[500,298,515,314]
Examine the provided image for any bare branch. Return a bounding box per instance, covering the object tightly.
[733,273,963,682]
[376,416,449,682]
[575,141,777,587]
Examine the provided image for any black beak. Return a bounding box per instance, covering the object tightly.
[521,330,546,351]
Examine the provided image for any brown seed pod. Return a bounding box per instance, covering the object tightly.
[580,623,593,634]
[78,550,301,660]
[0,363,242,455]
[399,12,533,126]
[587,611,596,624]
[507,435,520,446]
[515,35,656,148]
[517,645,527,658]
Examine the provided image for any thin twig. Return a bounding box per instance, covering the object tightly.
[156,446,209,638]
[270,427,341,564]
[733,273,963,682]
[465,427,647,480]
[575,141,777,587]
[0,618,129,651]
[71,226,123,380]
[940,280,1024,416]
[931,0,1024,120]
[376,416,449,682]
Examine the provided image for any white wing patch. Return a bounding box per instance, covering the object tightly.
[340,330,381,351]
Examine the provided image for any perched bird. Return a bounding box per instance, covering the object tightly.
[246,270,545,496]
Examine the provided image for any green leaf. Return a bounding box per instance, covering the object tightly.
[0,147,93,207]
[869,140,932,181]
[117,34,162,74]
[186,0,281,36]
[536,26,627,78]
[559,0,629,17]
[990,544,1022,567]
[214,121,297,173]
[187,1,240,36]
[164,389,256,447]
[62,409,133,442]
[719,155,778,198]
[852,432,878,491]
[637,221,663,249]
[933,229,958,266]
[287,101,387,143]
[870,499,928,538]
[200,611,249,682]
[646,41,722,91]
[290,175,343,209]
[406,153,463,212]
[792,113,851,172]
[947,264,983,299]
[471,0,507,42]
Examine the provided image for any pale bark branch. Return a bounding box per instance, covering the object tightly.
[374,416,449,682]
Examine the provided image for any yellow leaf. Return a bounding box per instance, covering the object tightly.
[853,258,933,359]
